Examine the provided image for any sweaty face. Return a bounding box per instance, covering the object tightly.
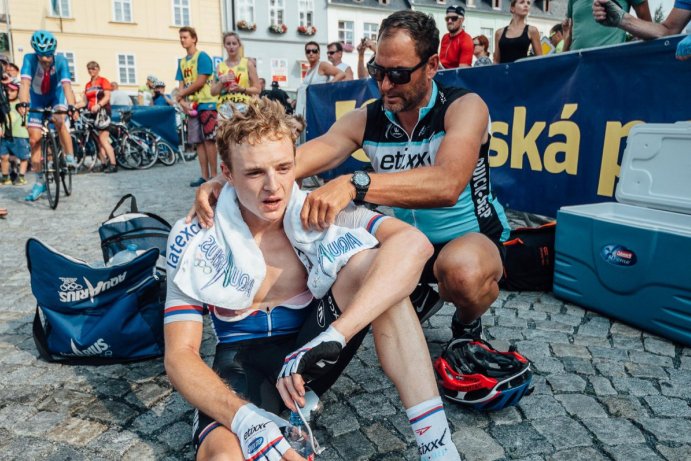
[375,31,431,114]
[223,137,296,230]
[224,36,241,56]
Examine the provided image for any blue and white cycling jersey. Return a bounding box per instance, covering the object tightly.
[164,203,388,344]
[20,53,72,107]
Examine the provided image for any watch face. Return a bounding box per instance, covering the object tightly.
[353,171,369,187]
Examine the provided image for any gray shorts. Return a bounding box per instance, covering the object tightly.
[187,110,217,145]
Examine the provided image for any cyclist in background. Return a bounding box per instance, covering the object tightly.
[17,30,77,201]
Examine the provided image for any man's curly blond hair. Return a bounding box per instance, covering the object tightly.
[216,98,297,169]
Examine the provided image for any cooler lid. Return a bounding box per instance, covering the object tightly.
[616,122,691,214]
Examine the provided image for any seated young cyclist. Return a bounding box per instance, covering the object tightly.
[17,30,78,201]
[164,98,461,461]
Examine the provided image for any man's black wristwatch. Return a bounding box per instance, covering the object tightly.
[350,170,370,204]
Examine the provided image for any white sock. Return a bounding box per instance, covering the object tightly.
[406,397,460,461]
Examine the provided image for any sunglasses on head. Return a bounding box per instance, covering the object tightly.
[305,48,319,54]
[366,57,428,85]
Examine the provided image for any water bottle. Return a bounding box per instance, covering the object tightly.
[284,389,322,459]
[108,244,140,266]
[284,411,314,459]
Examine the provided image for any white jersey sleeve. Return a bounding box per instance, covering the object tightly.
[164,218,205,324]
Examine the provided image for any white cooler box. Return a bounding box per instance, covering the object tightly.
[553,123,691,346]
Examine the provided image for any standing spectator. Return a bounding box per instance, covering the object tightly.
[109,81,132,106]
[258,77,269,97]
[472,35,494,66]
[550,23,565,52]
[210,32,261,116]
[294,41,345,121]
[264,80,293,114]
[0,78,30,186]
[440,5,474,68]
[152,81,175,106]
[80,61,117,173]
[5,62,19,78]
[356,37,377,79]
[327,42,354,80]
[593,0,690,59]
[175,26,218,188]
[494,0,543,63]
[563,0,650,51]
[137,75,156,106]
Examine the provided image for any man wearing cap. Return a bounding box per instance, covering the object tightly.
[264,80,293,114]
[138,75,156,106]
[440,5,474,68]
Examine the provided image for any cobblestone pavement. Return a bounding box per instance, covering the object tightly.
[1,162,690,461]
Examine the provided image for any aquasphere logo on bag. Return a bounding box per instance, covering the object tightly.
[58,272,127,303]
[600,245,637,266]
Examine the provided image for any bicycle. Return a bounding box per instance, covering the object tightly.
[23,107,73,209]
[71,113,102,171]
[109,110,144,169]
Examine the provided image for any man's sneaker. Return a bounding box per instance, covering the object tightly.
[13,176,27,186]
[451,313,484,340]
[1,176,11,185]
[190,177,206,187]
[104,164,118,174]
[65,155,77,169]
[24,183,46,201]
[411,284,445,323]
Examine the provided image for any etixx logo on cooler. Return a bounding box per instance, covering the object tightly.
[600,244,637,266]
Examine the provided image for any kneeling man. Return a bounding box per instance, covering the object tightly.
[164,98,461,461]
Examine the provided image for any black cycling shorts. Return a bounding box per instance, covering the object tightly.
[192,289,368,453]
[419,238,506,285]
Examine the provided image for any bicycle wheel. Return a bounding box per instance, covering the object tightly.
[130,128,158,170]
[42,136,60,209]
[157,141,177,166]
[70,131,87,169]
[61,151,73,196]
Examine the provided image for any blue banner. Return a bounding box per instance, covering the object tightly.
[305,36,691,217]
[112,106,179,148]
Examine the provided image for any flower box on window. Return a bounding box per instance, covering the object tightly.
[297,25,317,36]
[236,20,256,31]
[342,43,354,52]
[269,23,288,34]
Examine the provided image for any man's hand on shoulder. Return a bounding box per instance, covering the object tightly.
[300,175,356,230]
[186,176,225,228]
[231,403,305,460]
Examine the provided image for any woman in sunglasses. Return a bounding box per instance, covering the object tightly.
[294,41,345,130]
[472,35,493,67]
[494,0,542,63]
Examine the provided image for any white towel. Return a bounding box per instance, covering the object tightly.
[173,183,378,309]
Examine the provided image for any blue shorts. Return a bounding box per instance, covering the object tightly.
[28,92,68,129]
[0,137,31,160]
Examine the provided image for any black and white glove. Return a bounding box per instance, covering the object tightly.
[597,0,625,27]
[279,326,346,383]
[231,403,291,460]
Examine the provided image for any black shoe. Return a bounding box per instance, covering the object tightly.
[190,177,206,187]
[411,284,445,323]
[104,164,118,174]
[451,313,484,340]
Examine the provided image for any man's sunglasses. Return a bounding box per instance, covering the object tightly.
[326,50,337,55]
[445,16,461,22]
[367,57,428,85]
[305,48,319,54]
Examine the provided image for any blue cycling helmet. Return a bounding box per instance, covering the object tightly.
[31,30,57,56]
[434,338,534,411]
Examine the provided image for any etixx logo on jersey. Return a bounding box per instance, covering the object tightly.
[600,244,637,266]
[58,272,127,303]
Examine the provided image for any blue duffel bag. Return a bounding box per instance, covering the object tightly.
[27,238,165,364]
